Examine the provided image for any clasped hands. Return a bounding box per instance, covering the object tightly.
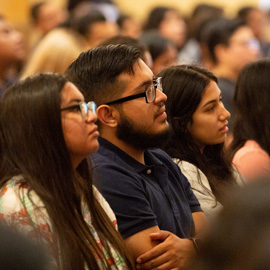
[136,231,196,270]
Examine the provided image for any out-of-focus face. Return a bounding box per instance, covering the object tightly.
[61,82,99,168]
[188,80,231,150]
[247,8,267,41]
[120,17,142,39]
[0,18,26,65]
[222,26,260,74]
[159,10,187,49]
[87,22,119,48]
[37,3,68,35]
[152,44,178,76]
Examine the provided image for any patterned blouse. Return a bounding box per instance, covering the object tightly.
[0,175,127,270]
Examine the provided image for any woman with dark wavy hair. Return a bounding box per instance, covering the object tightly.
[0,73,134,270]
[159,65,244,219]
[229,59,270,181]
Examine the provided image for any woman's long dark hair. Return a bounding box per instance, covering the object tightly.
[229,59,270,159]
[159,65,235,203]
[0,74,134,270]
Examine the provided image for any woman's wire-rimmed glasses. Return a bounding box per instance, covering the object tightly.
[61,101,97,121]
[106,77,162,105]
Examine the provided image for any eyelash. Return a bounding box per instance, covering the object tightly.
[70,106,81,112]
[206,97,223,112]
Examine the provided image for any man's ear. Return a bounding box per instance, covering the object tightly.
[97,105,119,128]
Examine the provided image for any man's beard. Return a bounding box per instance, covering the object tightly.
[116,112,170,150]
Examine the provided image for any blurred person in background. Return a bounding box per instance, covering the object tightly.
[117,13,142,39]
[68,0,119,23]
[0,223,49,270]
[178,3,224,66]
[140,30,177,76]
[70,11,119,49]
[0,15,26,96]
[190,179,270,270]
[143,6,187,53]
[30,1,68,48]
[203,18,260,132]
[229,59,270,181]
[21,27,87,78]
[237,6,270,57]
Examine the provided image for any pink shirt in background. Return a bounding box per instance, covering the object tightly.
[232,140,270,182]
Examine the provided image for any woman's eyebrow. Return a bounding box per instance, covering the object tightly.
[201,99,217,108]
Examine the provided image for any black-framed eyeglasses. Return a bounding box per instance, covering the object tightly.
[106,77,162,105]
[61,101,97,121]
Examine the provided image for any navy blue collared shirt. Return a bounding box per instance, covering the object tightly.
[93,137,202,239]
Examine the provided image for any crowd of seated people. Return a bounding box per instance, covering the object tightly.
[0,1,270,269]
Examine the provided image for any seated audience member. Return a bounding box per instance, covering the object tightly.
[21,28,86,78]
[237,6,270,57]
[30,1,68,47]
[143,6,187,52]
[191,179,270,270]
[229,59,270,181]
[68,0,119,23]
[117,13,142,39]
[0,223,49,270]
[140,30,177,75]
[203,18,260,130]
[0,73,134,270]
[159,65,244,219]
[66,44,207,270]
[178,4,224,66]
[100,35,153,69]
[70,11,119,49]
[0,15,26,95]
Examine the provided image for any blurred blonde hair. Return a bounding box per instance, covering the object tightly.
[21,28,86,78]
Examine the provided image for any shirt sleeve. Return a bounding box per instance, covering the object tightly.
[92,185,118,229]
[233,147,270,182]
[179,161,222,219]
[0,182,57,261]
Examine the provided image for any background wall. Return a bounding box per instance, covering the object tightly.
[0,0,260,30]
[114,0,259,21]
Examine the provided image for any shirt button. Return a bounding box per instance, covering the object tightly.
[146,169,152,174]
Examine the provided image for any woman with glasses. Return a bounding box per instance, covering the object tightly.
[159,65,244,219]
[0,73,134,270]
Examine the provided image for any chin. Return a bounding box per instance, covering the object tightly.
[90,141,100,153]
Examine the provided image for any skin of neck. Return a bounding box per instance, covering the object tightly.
[211,63,238,82]
[100,127,146,164]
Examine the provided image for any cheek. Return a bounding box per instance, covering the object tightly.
[62,119,84,148]
[189,117,213,140]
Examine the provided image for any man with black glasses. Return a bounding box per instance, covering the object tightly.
[66,44,206,269]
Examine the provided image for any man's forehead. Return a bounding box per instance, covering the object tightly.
[118,63,153,95]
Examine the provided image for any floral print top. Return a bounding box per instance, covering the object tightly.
[0,175,127,270]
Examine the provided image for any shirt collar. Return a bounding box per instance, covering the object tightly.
[98,137,163,172]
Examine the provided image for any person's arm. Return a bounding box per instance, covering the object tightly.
[136,230,196,270]
[124,226,161,259]
[192,211,208,236]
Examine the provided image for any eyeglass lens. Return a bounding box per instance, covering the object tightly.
[79,102,97,120]
[146,77,162,103]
